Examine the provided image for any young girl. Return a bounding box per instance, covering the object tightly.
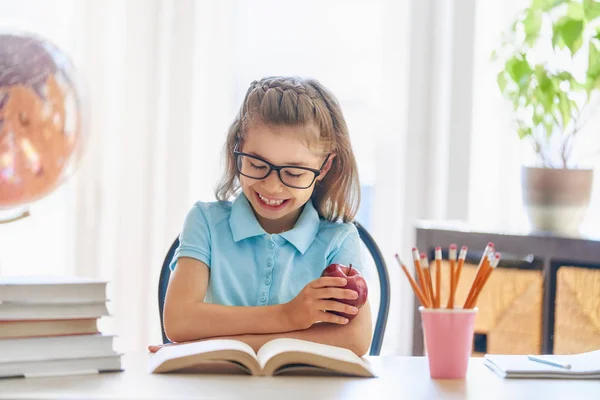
[163,76,372,356]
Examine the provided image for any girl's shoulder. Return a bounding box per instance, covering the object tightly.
[192,199,233,212]
[185,199,233,225]
[317,218,360,242]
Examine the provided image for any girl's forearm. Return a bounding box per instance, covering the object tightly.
[149,317,368,356]
[164,302,291,343]
[225,319,372,356]
[221,304,373,356]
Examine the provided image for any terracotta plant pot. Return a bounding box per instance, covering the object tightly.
[521,167,594,235]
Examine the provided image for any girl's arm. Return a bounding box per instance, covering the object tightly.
[163,257,358,343]
[213,300,373,356]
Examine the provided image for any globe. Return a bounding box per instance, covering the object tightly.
[0,31,87,222]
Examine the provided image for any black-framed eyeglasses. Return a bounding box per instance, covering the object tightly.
[233,145,330,189]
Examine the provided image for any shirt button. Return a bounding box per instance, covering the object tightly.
[269,242,275,249]
[260,295,267,302]
[267,259,273,267]
[265,278,271,285]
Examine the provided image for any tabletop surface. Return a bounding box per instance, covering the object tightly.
[1,353,599,400]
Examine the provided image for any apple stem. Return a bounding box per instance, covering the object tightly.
[348,263,353,274]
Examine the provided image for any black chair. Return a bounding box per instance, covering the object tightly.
[158,221,390,355]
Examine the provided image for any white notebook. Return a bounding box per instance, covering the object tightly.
[484,350,600,379]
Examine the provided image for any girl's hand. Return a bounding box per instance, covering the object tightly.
[148,343,169,353]
[281,277,359,330]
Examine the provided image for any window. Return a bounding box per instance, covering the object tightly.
[469,0,600,234]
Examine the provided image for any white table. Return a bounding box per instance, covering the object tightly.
[1,353,598,399]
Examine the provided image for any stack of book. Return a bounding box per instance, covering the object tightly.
[0,275,122,379]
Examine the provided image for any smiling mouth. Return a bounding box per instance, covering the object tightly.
[255,192,290,209]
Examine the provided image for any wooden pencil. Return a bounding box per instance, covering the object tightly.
[453,245,467,303]
[434,246,442,308]
[465,253,501,308]
[396,254,429,308]
[464,248,493,308]
[421,253,435,308]
[412,247,426,297]
[463,242,494,308]
[447,244,457,309]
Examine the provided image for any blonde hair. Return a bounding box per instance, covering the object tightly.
[215,76,360,222]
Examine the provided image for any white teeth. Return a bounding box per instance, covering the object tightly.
[258,193,285,206]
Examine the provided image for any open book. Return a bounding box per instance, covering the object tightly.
[148,338,376,377]
[484,350,600,379]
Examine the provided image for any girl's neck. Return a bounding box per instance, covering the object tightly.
[254,207,303,234]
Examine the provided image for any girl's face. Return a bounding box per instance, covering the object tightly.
[239,123,333,233]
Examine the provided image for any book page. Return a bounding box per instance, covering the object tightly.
[149,339,259,374]
[256,338,374,377]
[257,338,361,366]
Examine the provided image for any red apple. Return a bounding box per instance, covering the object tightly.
[320,263,368,320]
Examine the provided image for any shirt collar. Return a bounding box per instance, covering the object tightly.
[229,193,321,254]
[230,193,267,242]
[280,199,320,255]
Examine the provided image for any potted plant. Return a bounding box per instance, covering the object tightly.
[494,0,600,234]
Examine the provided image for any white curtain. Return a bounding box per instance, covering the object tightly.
[71,0,205,351]
[0,0,463,356]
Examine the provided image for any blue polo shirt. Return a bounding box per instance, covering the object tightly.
[170,193,363,306]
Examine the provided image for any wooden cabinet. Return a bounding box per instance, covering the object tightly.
[414,221,600,355]
[554,266,600,354]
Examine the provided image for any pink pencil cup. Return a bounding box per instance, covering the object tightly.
[420,306,478,379]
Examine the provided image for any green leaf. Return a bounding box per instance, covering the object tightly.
[553,18,585,54]
[586,74,600,94]
[533,108,544,125]
[570,99,580,115]
[534,66,555,110]
[571,80,586,91]
[553,30,566,48]
[517,126,532,139]
[569,2,585,19]
[535,88,554,113]
[544,120,555,137]
[590,26,600,42]
[588,41,600,77]
[584,0,600,20]
[497,71,508,93]
[557,91,571,128]
[524,9,543,45]
[557,71,581,93]
[534,0,569,11]
[557,71,574,81]
[506,56,533,88]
